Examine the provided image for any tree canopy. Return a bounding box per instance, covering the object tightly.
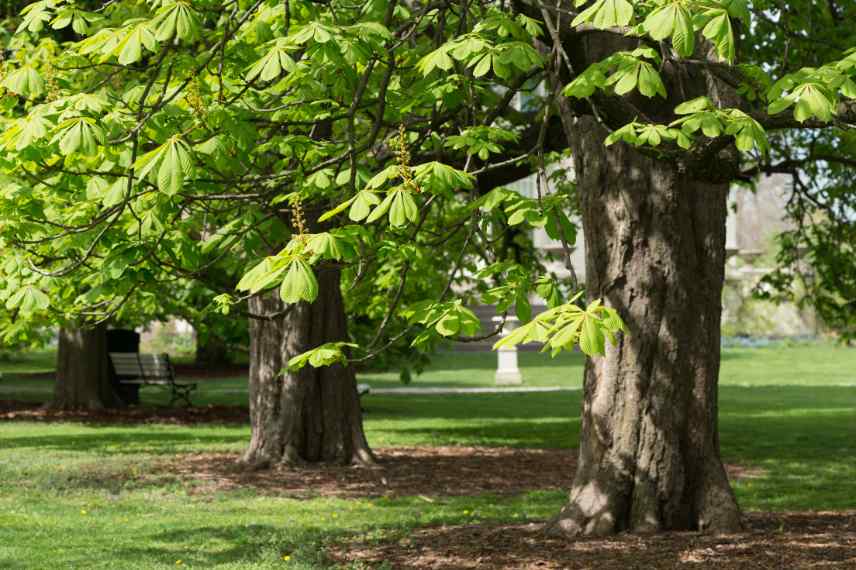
[0,0,852,362]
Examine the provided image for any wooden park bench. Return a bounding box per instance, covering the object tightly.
[108,352,196,407]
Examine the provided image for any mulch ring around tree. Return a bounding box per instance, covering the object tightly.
[147,447,762,500]
[329,511,856,569]
[0,400,249,424]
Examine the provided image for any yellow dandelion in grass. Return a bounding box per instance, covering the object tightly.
[80,510,88,516]
[282,554,291,561]
[175,560,183,566]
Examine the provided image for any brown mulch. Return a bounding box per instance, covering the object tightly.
[153,447,575,498]
[149,447,760,500]
[330,512,856,569]
[0,400,249,424]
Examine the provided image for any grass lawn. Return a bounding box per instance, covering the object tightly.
[0,350,55,375]
[1,342,855,568]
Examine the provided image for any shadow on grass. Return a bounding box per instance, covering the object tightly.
[92,492,565,568]
[2,429,247,454]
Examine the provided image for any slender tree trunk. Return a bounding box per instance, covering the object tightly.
[52,323,123,410]
[242,265,374,467]
[550,116,742,535]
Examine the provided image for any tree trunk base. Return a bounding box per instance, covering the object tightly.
[52,324,123,410]
[242,267,375,470]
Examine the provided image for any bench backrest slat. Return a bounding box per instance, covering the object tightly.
[109,352,173,380]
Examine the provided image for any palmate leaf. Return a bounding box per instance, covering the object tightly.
[246,41,297,82]
[412,161,474,194]
[279,259,319,304]
[236,256,290,295]
[17,0,53,33]
[152,1,200,42]
[53,118,105,156]
[389,190,419,227]
[6,285,50,313]
[305,232,356,261]
[349,190,381,221]
[416,45,455,75]
[3,66,45,99]
[493,296,625,357]
[701,9,735,63]
[51,7,101,35]
[115,22,158,65]
[792,84,835,123]
[134,137,195,195]
[286,342,358,371]
[571,0,634,29]
[1,114,52,151]
[643,3,695,57]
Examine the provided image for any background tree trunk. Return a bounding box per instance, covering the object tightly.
[194,328,231,367]
[550,116,742,536]
[242,266,374,468]
[52,324,123,410]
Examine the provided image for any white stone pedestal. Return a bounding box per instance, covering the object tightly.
[493,316,522,385]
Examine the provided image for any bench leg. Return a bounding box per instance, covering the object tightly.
[170,385,195,407]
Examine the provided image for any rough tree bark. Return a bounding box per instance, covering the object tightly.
[52,323,123,410]
[242,265,374,467]
[549,116,742,535]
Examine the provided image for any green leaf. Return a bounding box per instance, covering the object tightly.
[564,64,607,98]
[246,42,296,82]
[365,190,395,224]
[6,285,50,313]
[672,5,695,57]
[54,118,105,156]
[306,232,354,261]
[3,66,45,99]
[152,1,200,42]
[389,190,419,227]
[103,178,127,207]
[287,342,358,371]
[674,96,712,114]
[412,162,474,193]
[515,290,532,322]
[571,0,634,29]
[317,197,356,223]
[134,138,194,195]
[349,190,381,221]
[416,45,455,75]
[643,3,695,57]
[472,53,492,77]
[116,22,158,65]
[637,63,667,98]
[280,259,319,304]
[579,314,606,356]
[701,10,735,63]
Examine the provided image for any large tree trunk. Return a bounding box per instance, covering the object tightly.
[52,324,123,410]
[550,116,742,535]
[242,265,374,467]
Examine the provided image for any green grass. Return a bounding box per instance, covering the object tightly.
[1,342,855,568]
[0,349,55,374]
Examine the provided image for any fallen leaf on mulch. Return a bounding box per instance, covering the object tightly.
[330,511,856,569]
